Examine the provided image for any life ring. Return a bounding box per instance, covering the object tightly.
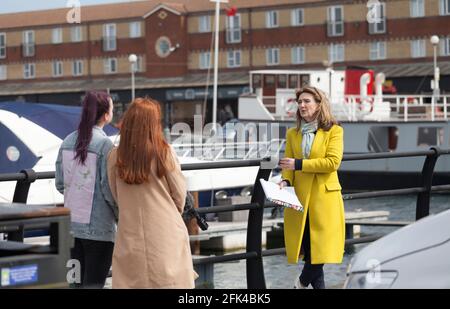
[285,98,298,117]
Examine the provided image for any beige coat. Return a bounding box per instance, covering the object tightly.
[107,148,196,288]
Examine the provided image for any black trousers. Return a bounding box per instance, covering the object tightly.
[70,238,114,289]
[299,215,325,289]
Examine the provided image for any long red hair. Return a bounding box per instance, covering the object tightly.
[116,98,174,184]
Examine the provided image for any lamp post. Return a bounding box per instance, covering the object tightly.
[128,54,137,102]
[430,36,440,121]
[323,60,334,100]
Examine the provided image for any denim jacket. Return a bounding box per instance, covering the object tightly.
[55,126,118,242]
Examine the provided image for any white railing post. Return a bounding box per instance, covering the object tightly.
[403,97,408,122]
[444,96,448,120]
[431,95,435,121]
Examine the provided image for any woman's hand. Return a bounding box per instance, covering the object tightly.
[279,158,295,170]
[278,180,288,189]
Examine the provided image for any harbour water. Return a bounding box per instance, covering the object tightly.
[212,194,450,289]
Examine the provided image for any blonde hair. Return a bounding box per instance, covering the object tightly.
[295,86,338,132]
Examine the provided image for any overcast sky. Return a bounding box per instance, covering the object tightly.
[0,0,135,14]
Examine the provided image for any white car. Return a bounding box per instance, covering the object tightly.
[344,209,450,288]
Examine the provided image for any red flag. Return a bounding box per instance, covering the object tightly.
[226,6,237,17]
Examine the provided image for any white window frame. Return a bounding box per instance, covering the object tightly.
[72,60,83,76]
[329,43,345,63]
[52,28,63,44]
[0,33,6,59]
[291,46,305,64]
[327,6,344,37]
[369,41,386,60]
[266,48,280,66]
[199,52,211,69]
[368,2,386,34]
[0,65,7,80]
[440,36,450,56]
[52,61,63,77]
[266,11,279,28]
[411,39,426,58]
[71,26,82,42]
[410,0,425,17]
[23,63,35,79]
[22,30,35,57]
[440,0,450,15]
[291,8,304,26]
[226,13,241,44]
[104,58,118,74]
[198,15,211,33]
[227,50,241,68]
[129,22,141,38]
[103,23,117,51]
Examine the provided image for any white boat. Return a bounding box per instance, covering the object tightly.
[237,69,450,191]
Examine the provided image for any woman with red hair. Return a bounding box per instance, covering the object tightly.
[107,98,196,288]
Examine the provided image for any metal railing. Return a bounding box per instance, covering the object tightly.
[1,148,450,288]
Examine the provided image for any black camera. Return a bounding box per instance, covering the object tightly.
[187,208,209,231]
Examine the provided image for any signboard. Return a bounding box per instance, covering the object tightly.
[1,264,38,287]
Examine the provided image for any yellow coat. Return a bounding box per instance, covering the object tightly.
[282,124,345,265]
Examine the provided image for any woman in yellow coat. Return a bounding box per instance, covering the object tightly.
[279,86,345,289]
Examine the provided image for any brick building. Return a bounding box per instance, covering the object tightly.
[0,0,449,125]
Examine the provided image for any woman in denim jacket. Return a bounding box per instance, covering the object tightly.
[55,91,118,288]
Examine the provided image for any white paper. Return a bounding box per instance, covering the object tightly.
[259,179,303,212]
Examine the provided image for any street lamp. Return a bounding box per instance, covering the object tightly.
[128,54,138,102]
[323,60,334,100]
[430,35,440,97]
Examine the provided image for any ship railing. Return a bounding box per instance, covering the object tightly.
[1,148,450,288]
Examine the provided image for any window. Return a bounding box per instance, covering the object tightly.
[411,39,426,58]
[291,8,304,26]
[227,50,241,68]
[23,63,35,79]
[0,65,6,80]
[103,24,117,51]
[266,11,279,28]
[199,52,211,69]
[291,46,305,64]
[368,126,399,152]
[129,22,141,38]
[410,0,424,17]
[441,37,450,56]
[329,44,345,62]
[72,60,83,76]
[198,16,211,33]
[22,30,35,57]
[418,127,444,147]
[368,2,386,34]
[440,0,450,15]
[52,28,63,44]
[369,42,386,60]
[52,61,63,77]
[104,58,118,74]
[327,6,344,36]
[71,26,82,42]
[226,14,241,43]
[0,33,6,59]
[266,48,280,66]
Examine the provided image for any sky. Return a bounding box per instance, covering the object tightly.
[0,0,136,14]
